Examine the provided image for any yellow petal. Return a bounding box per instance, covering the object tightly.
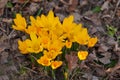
[88,37,98,47]
[18,40,29,54]
[37,55,51,66]
[78,51,88,60]
[65,40,72,48]
[51,61,62,69]
[13,13,27,31]
[30,33,37,42]
[47,10,54,20]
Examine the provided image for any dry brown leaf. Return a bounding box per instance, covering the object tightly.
[106,51,120,74]
[65,52,78,71]
[88,51,98,61]
[31,0,42,2]
[0,52,8,64]
[60,0,69,5]
[6,65,18,73]
[116,8,120,17]
[2,18,12,23]
[0,43,9,53]
[0,0,8,16]
[107,37,117,46]
[99,52,111,64]
[0,75,9,80]
[94,67,106,77]
[101,1,110,11]
[68,0,78,12]
[98,44,109,52]
[82,73,93,80]
[29,3,39,14]
[72,12,81,22]
[79,0,88,7]
[12,0,27,3]
[56,13,65,21]
[60,0,78,12]
[83,13,102,26]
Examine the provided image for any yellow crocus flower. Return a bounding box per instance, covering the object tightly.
[43,50,59,60]
[40,36,50,49]
[27,33,43,53]
[36,10,61,31]
[12,14,27,31]
[62,15,75,40]
[37,55,51,66]
[88,37,98,47]
[25,25,37,34]
[78,51,88,60]
[75,28,90,45]
[18,39,30,54]
[65,40,72,48]
[48,40,63,53]
[51,61,62,69]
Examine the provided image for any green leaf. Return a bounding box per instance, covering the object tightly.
[6,1,13,8]
[104,59,117,68]
[92,6,101,13]
[107,25,117,37]
[19,66,27,74]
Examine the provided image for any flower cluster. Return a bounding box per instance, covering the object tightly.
[12,10,97,69]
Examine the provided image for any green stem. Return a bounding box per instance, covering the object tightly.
[44,66,49,75]
[52,69,56,80]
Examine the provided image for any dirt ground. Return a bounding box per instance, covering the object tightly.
[0,0,120,80]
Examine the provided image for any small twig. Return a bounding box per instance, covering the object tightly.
[21,0,30,9]
[23,66,38,74]
[70,67,84,80]
[8,30,15,39]
[0,22,6,32]
[112,0,120,18]
[60,0,70,5]
[43,0,47,11]
[29,54,38,61]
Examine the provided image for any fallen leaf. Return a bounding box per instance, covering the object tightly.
[6,65,18,73]
[94,67,106,77]
[0,43,9,53]
[72,12,82,22]
[0,52,8,64]
[98,44,109,52]
[2,18,12,23]
[12,0,26,3]
[99,52,111,64]
[107,37,117,46]
[79,0,88,7]
[65,52,78,71]
[114,43,120,51]
[0,75,9,80]
[116,8,120,17]
[88,51,98,61]
[82,73,92,80]
[60,0,69,5]
[68,0,78,12]
[29,3,39,14]
[0,0,8,16]
[60,0,78,12]
[56,13,65,21]
[92,76,99,80]
[106,51,120,74]
[31,0,42,2]
[83,13,102,26]
[101,1,110,11]
[89,14,102,26]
